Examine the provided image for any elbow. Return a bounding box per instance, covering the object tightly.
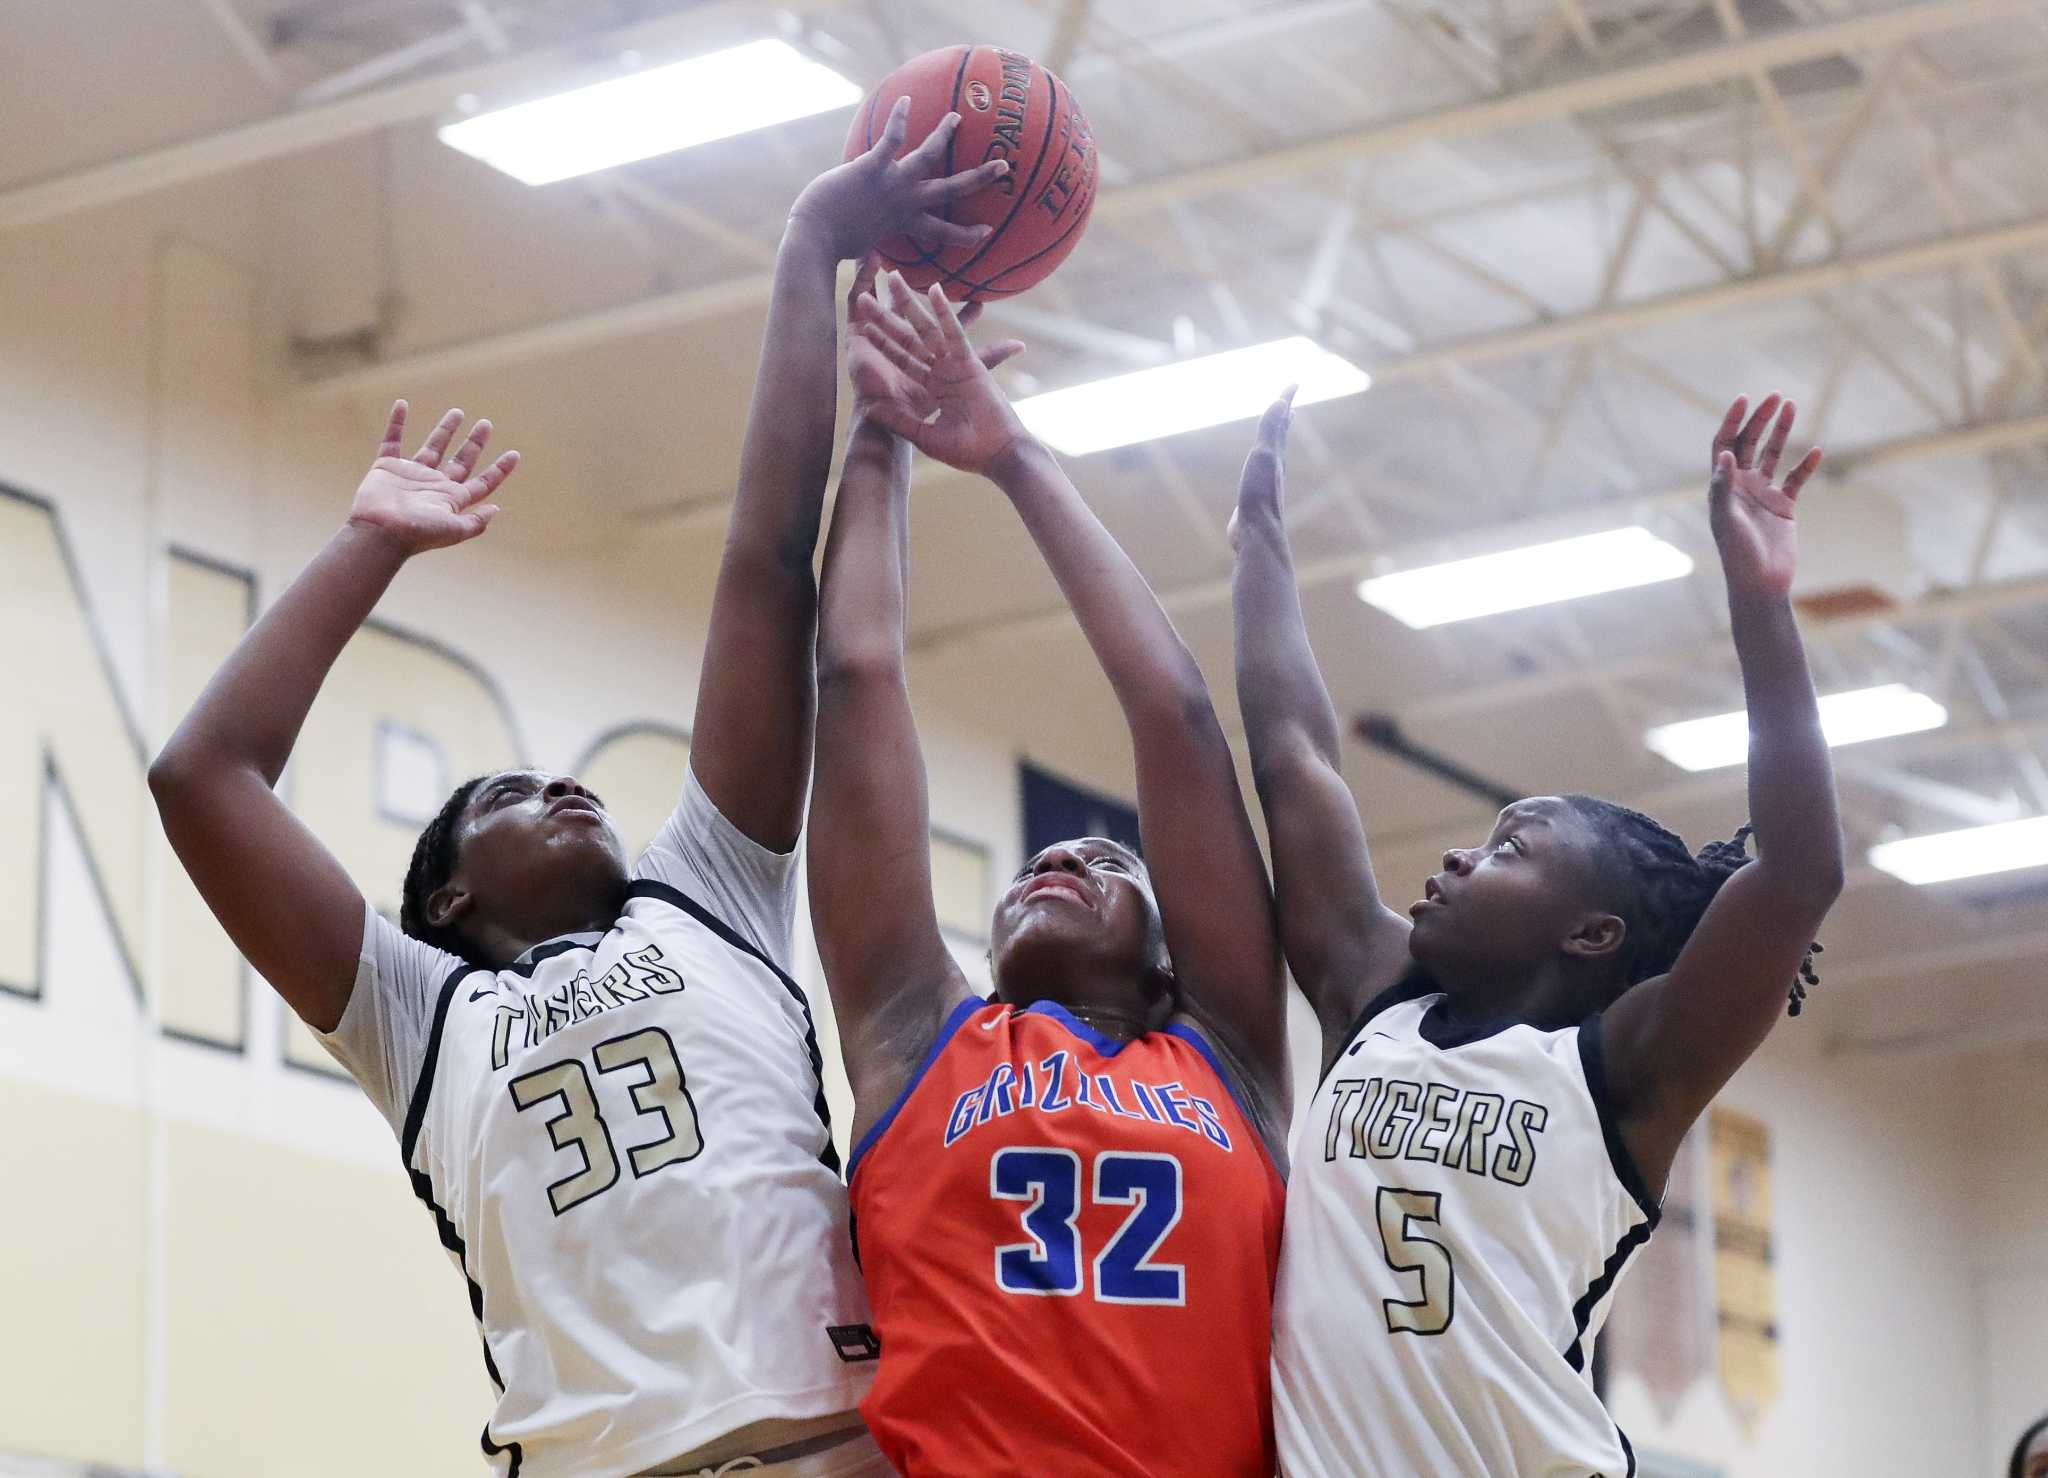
[147,742,199,813]
[815,640,906,695]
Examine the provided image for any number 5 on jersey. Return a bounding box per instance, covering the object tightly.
[990,1148,1185,1305]
[1377,1186,1455,1335]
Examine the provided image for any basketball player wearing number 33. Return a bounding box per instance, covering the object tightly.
[803,271,1291,1477]
[1231,391,1842,1475]
[149,102,1005,1478]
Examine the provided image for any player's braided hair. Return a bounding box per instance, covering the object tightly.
[2012,1414,2048,1478]
[1564,794,1821,1016]
[400,775,490,963]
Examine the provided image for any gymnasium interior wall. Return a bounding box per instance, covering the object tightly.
[0,181,2033,1477]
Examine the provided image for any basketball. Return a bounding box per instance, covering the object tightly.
[844,45,1098,300]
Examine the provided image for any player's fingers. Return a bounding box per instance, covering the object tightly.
[977,338,1027,372]
[1712,396,1746,459]
[894,276,944,340]
[1733,393,1780,467]
[865,95,911,163]
[958,300,984,330]
[848,252,883,311]
[900,110,961,174]
[1708,448,1736,505]
[1257,385,1298,451]
[857,322,931,378]
[413,408,464,468]
[910,213,991,251]
[924,157,1009,202]
[463,449,519,504]
[461,504,502,540]
[1758,400,1795,480]
[1782,445,1823,500]
[378,400,409,460]
[927,283,973,355]
[446,418,492,481]
[858,292,930,362]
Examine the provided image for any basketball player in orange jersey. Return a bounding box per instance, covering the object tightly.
[803,270,1290,1478]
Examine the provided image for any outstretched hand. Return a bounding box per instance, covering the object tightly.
[1709,393,1821,600]
[348,402,518,554]
[848,270,1026,472]
[792,96,1010,261]
[1227,387,1298,551]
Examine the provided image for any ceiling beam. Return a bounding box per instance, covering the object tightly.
[1090,0,2038,221]
[2,0,2022,240]
[0,0,813,231]
[903,407,2048,659]
[293,194,2048,412]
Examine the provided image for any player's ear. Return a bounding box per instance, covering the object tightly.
[1561,911,1626,961]
[428,882,473,931]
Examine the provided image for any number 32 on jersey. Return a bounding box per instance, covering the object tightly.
[989,1148,1185,1305]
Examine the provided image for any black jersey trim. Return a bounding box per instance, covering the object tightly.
[501,934,605,977]
[1562,1217,1654,1374]
[400,959,484,1165]
[846,994,986,1183]
[1577,1012,1661,1222]
[404,1165,523,1474]
[625,878,841,1175]
[1319,970,1440,1091]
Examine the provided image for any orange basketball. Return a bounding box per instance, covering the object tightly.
[844,46,1098,301]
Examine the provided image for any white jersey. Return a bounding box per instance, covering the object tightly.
[320,770,875,1478]
[1273,979,1658,1478]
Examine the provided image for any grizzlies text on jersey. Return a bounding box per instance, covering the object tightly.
[848,998,1284,1477]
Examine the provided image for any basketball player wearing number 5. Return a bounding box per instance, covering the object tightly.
[149,106,1005,1478]
[1232,393,1842,1474]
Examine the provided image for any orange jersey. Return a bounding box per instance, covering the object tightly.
[848,997,1284,1477]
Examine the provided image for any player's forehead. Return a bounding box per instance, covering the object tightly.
[1018,836,1146,873]
[1075,836,1144,868]
[1490,797,1567,832]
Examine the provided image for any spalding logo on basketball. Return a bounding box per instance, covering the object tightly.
[845,45,1098,301]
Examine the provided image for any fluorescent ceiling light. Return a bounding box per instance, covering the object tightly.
[1869,815,2048,885]
[1013,337,1369,456]
[1356,527,1692,629]
[438,39,862,186]
[1645,683,1950,772]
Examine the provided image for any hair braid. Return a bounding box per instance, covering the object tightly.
[400,775,490,965]
[1564,797,1821,1015]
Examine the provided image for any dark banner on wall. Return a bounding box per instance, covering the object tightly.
[1020,761,1141,860]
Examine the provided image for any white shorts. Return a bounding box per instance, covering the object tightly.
[649,1430,892,1478]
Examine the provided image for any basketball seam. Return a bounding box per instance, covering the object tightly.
[973,173,1096,291]
[919,54,1068,290]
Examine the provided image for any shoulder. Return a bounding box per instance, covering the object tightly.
[1160,1014,1291,1176]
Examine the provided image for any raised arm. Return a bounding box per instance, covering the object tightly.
[688,99,1006,849]
[807,291,1020,1136]
[1230,393,1414,1058]
[149,405,517,1030]
[1604,395,1845,1191]
[857,277,1288,1111]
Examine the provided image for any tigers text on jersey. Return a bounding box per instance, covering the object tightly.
[319,774,874,1478]
[1272,979,1660,1478]
[847,998,1284,1478]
